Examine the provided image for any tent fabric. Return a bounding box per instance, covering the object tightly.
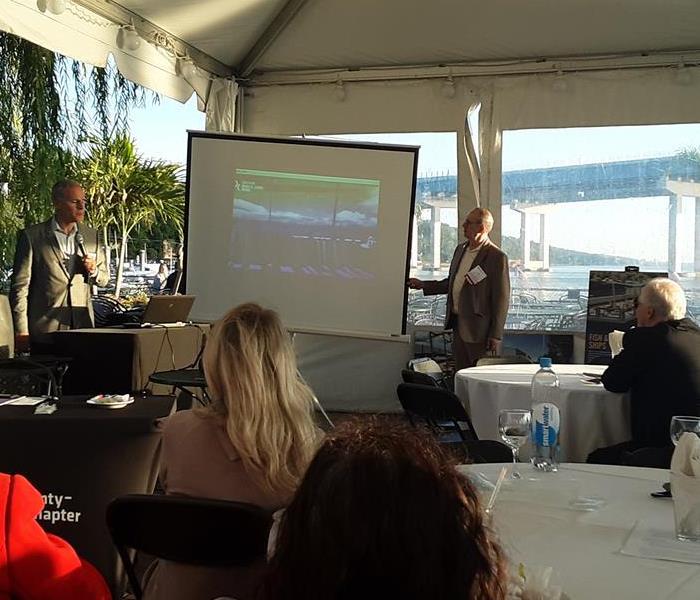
[1,0,198,102]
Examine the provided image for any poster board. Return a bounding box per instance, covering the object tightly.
[584,268,666,364]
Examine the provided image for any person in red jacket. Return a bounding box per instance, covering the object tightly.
[0,473,110,600]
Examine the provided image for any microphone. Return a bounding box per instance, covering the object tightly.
[75,232,87,258]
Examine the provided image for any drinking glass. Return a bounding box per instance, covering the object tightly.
[498,409,531,479]
[670,416,700,446]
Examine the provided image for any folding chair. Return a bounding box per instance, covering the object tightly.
[106,494,272,600]
[401,368,439,387]
[407,357,447,387]
[396,383,512,463]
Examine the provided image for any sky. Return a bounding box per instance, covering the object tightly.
[127,97,698,263]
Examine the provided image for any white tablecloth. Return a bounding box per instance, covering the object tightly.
[458,463,700,600]
[454,364,630,462]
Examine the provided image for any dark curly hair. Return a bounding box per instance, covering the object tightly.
[262,419,506,600]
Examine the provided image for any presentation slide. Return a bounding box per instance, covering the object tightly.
[231,169,380,281]
[186,133,417,336]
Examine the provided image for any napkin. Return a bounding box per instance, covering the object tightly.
[671,432,700,477]
[607,330,624,357]
[670,432,700,539]
[507,563,562,600]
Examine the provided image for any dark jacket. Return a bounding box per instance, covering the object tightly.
[601,318,700,446]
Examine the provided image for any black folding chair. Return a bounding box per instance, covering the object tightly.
[106,494,273,599]
[401,368,439,387]
[396,383,512,463]
[407,357,447,387]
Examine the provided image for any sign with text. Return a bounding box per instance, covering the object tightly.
[584,269,665,365]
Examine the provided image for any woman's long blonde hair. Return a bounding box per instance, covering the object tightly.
[202,303,321,499]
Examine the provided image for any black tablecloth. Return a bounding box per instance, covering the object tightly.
[0,394,175,597]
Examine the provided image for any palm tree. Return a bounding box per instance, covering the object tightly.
[71,133,184,297]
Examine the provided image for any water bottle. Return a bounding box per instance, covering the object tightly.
[531,357,561,471]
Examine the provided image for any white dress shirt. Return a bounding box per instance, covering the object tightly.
[451,242,484,313]
[52,218,77,257]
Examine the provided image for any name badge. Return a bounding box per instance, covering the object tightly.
[465,265,487,285]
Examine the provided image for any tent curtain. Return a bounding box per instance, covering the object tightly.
[204,78,238,133]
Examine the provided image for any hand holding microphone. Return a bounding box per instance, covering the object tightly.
[76,233,97,276]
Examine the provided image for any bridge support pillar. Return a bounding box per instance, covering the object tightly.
[431,206,442,269]
[519,209,550,271]
[668,195,682,274]
[695,198,700,273]
[539,213,550,271]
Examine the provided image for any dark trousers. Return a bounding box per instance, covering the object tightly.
[449,316,488,371]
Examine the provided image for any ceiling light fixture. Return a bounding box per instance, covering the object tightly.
[676,62,692,85]
[441,74,456,99]
[47,0,67,14]
[116,22,142,52]
[552,69,568,92]
[334,79,346,102]
[178,56,198,80]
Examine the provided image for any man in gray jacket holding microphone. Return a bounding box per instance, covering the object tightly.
[10,180,109,352]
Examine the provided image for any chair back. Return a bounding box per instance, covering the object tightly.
[396,382,478,441]
[476,355,533,367]
[0,295,13,359]
[106,494,272,599]
[401,368,438,387]
[407,357,446,386]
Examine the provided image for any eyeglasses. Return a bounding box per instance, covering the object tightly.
[65,199,87,207]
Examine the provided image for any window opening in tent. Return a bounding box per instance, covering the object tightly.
[501,123,700,335]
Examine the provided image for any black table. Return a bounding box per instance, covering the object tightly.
[0,394,175,597]
[149,368,208,405]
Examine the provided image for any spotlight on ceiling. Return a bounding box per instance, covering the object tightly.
[178,57,198,80]
[552,70,568,92]
[116,23,142,52]
[47,0,67,15]
[441,75,456,99]
[334,79,347,102]
[676,63,693,85]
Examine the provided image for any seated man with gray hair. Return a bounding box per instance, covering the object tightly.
[588,277,700,467]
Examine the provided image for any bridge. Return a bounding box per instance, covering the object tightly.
[416,156,700,273]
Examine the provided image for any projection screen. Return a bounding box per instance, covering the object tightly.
[185,132,418,337]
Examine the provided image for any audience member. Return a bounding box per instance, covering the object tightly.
[150,263,168,294]
[142,303,322,600]
[263,419,507,600]
[589,278,700,467]
[0,472,110,600]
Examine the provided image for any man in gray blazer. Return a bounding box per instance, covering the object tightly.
[408,208,510,370]
[10,180,109,352]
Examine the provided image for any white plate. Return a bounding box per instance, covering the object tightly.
[87,396,135,409]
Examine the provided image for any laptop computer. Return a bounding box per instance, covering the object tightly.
[136,295,196,326]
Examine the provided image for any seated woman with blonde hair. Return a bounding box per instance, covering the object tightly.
[143,303,321,600]
[263,419,507,600]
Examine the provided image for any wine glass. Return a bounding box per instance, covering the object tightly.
[670,415,700,446]
[498,409,531,479]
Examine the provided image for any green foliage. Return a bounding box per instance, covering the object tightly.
[0,32,156,286]
[69,133,184,296]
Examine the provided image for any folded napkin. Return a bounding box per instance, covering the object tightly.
[671,432,700,477]
[670,432,700,539]
[607,330,624,357]
[507,563,562,600]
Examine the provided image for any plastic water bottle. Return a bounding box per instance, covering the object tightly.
[530,357,561,471]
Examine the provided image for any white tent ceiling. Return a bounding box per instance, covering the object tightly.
[6,0,700,92]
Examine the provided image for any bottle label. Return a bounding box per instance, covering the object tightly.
[532,403,560,447]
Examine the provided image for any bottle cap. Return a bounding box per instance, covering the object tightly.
[539,357,553,368]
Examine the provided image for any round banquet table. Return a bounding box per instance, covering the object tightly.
[457,463,700,600]
[454,364,630,462]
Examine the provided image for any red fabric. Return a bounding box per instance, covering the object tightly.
[0,473,110,600]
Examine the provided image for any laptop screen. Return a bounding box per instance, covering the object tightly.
[141,295,196,324]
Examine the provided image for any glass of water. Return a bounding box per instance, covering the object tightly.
[670,416,700,446]
[498,409,531,479]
